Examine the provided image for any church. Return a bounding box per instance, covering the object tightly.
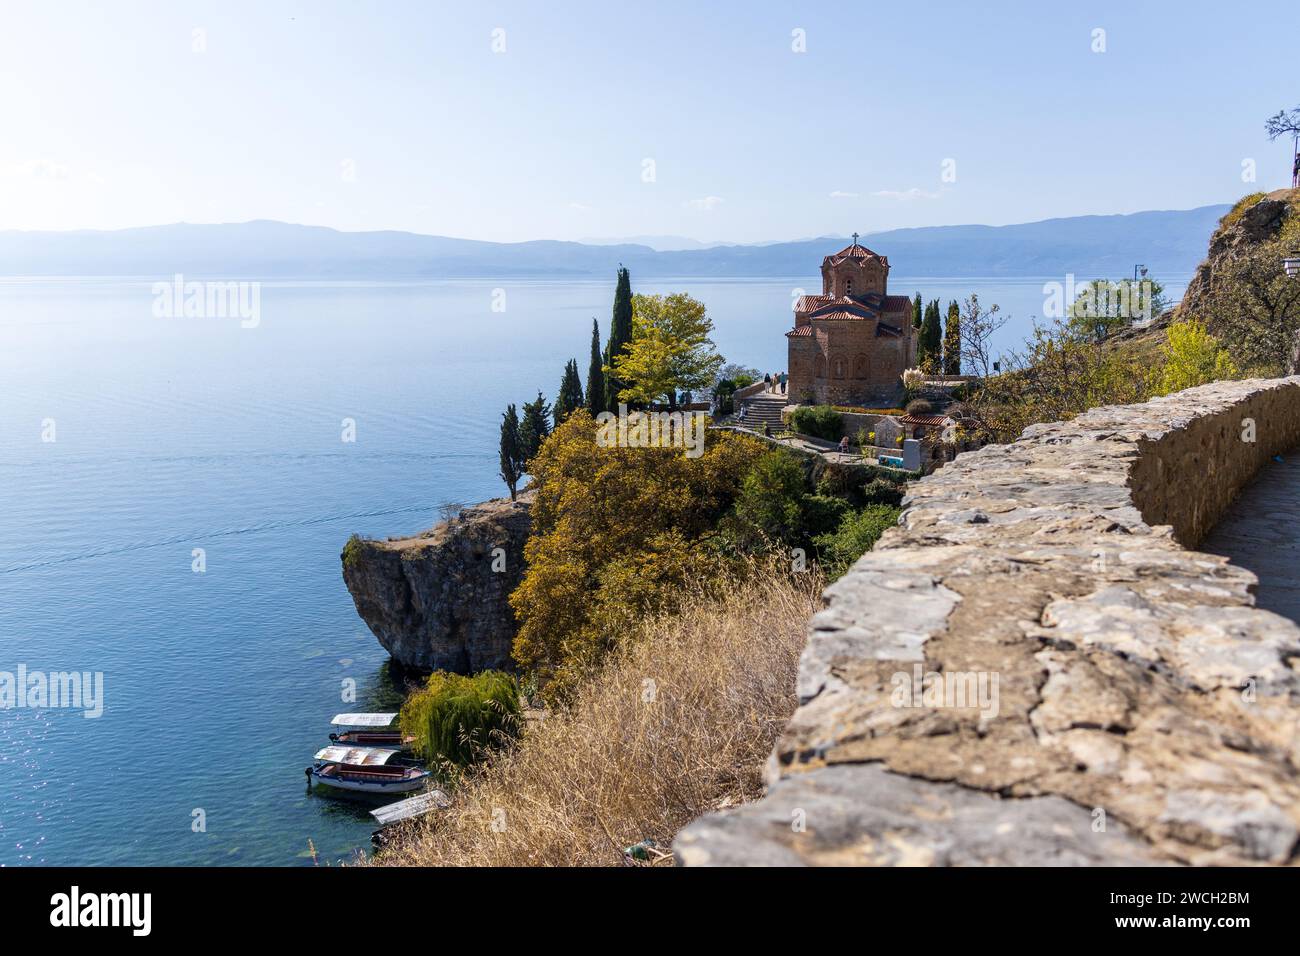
[785,236,916,406]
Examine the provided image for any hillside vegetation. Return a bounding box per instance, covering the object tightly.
[374,569,821,866]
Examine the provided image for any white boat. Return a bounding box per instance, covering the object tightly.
[327,712,416,749]
[307,745,430,794]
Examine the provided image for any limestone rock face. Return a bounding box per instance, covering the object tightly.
[341,495,531,673]
[676,377,1300,866]
[1180,190,1297,321]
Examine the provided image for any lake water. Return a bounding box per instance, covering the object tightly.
[0,273,1188,866]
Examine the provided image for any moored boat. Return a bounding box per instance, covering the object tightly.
[307,745,430,794]
[327,712,416,749]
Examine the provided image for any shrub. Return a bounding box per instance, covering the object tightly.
[788,405,844,441]
[399,670,521,770]
[905,398,934,416]
[861,477,905,507]
[341,533,365,569]
[1158,319,1239,394]
[373,569,822,867]
[1219,192,1267,231]
[813,461,873,501]
[720,450,809,552]
[800,494,852,538]
[813,504,901,581]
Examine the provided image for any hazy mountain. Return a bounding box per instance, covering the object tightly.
[0,206,1230,279]
[577,235,726,251]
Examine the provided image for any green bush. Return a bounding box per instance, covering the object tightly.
[342,533,365,569]
[724,450,808,550]
[801,494,852,538]
[861,477,905,507]
[813,505,901,581]
[399,670,521,769]
[788,405,844,441]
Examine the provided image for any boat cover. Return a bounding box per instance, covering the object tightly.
[314,745,399,766]
[330,712,399,728]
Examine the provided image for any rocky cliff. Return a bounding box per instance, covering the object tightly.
[1181,188,1298,320]
[341,495,532,672]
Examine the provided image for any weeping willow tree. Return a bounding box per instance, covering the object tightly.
[399,671,521,771]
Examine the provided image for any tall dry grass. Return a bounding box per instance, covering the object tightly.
[373,568,820,866]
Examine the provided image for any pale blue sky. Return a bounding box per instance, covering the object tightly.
[1,0,1294,241]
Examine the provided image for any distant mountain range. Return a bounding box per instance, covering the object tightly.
[0,205,1230,279]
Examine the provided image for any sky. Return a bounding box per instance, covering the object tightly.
[0,0,1295,242]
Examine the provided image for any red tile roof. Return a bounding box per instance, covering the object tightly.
[786,325,814,337]
[794,294,834,312]
[899,414,953,427]
[824,243,887,265]
[882,295,913,314]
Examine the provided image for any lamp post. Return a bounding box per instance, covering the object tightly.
[1133,264,1148,283]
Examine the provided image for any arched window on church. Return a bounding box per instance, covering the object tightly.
[854,354,869,379]
[813,355,827,380]
[833,358,844,379]
[845,278,852,295]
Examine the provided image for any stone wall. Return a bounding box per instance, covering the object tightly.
[676,377,1300,866]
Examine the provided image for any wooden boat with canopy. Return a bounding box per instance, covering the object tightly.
[307,745,430,794]
[327,712,415,750]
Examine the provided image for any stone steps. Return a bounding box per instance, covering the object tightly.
[737,395,787,430]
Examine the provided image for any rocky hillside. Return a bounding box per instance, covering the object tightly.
[341,495,532,672]
[1181,187,1299,320]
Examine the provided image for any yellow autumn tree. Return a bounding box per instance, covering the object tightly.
[508,409,766,699]
[608,292,724,406]
[1158,319,1239,395]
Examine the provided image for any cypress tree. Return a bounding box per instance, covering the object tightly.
[554,358,584,426]
[943,300,961,375]
[920,299,943,372]
[912,292,923,329]
[585,318,605,416]
[604,266,634,411]
[519,391,552,462]
[498,404,524,501]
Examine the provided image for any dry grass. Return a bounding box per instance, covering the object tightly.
[372,568,821,867]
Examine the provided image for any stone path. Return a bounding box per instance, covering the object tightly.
[1201,446,1300,624]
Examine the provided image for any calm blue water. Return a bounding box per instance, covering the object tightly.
[0,273,1188,866]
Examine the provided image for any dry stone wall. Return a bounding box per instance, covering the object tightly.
[676,377,1300,866]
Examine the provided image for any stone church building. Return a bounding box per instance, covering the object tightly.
[786,236,916,406]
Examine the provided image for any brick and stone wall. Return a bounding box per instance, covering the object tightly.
[676,377,1300,866]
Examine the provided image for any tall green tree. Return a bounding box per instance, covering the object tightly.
[585,318,605,416]
[919,299,943,372]
[519,391,552,462]
[604,267,634,411]
[943,300,962,375]
[498,403,524,501]
[609,292,724,407]
[912,292,923,330]
[554,358,584,426]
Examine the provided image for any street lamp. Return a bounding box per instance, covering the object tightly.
[1133,264,1148,283]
